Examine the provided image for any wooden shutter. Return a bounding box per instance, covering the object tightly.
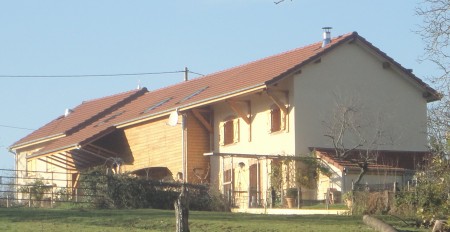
[281,109,286,130]
[219,121,224,146]
[233,118,240,143]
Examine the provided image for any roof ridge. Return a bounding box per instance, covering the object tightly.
[141,32,356,95]
[79,88,144,105]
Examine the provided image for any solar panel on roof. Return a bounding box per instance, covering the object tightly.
[177,86,209,104]
[95,110,126,127]
[143,97,173,113]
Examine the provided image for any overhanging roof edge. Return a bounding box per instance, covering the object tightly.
[116,84,266,128]
[9,133,66,151]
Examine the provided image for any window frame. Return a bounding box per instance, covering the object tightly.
[268,104,285,133]
[219,116,240,146]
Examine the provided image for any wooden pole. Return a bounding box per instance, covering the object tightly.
[175,184,190,232]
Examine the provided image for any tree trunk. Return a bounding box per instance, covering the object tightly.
[353,162,368,187]
[175,185,189,232]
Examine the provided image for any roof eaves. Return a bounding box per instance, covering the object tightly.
[9,133,66,151]
[28,144,79,159]
[353,34,441,102]
[116,83,267,128]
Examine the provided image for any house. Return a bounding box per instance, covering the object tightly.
[9,30,440,208]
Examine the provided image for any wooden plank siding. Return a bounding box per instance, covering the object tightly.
[122,116,182,180]
[186,111,211,183]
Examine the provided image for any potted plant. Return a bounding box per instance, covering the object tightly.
[285,188,298,208]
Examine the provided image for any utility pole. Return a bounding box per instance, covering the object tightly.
[184,67,188,82]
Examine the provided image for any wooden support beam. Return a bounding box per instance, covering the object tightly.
[192,109,213,133]
[267,91,288,115]
[37,158,75,171]
[73,173,81,189]
[66,151,93,166]
[86,144,117,156]
[46,156,77,169]
[53,153,77,166]
[227,100,251,125]
[79,148,109,160]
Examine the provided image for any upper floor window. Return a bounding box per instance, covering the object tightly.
[220,117,240,146]
[269,105,285,133]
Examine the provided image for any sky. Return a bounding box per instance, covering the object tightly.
[0,1,438,170]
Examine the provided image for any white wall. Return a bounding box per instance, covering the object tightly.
[293,41,428,154]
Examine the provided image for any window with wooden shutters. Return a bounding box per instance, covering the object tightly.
[271,107,281,132]
[269,105,285,133]
[224,120,234,145]
[220,116,240,146]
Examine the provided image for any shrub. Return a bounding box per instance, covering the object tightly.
[78,166,229,211]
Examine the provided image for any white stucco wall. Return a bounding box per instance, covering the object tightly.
[213,87,295,156]
[293,41,428,154]
[209,41,430,203]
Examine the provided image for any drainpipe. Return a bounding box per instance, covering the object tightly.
[181,113,186,182]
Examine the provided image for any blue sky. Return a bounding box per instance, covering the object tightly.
[0,1,437,169]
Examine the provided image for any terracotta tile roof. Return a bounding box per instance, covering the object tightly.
[13,32,440,157]
[10,88,147,149]
[313,148,429,172]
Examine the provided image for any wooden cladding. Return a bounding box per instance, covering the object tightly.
[123,117,182,177]
[122,111,210,183]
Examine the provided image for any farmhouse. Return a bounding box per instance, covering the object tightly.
[9,30,439,208]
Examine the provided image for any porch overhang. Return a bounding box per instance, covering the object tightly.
[26,143,119,171]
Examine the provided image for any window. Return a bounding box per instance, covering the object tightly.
[219,117,240,146]
[269,105,285,133]
[271,107,281,132]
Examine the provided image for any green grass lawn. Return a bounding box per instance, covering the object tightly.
[0,207,425,232]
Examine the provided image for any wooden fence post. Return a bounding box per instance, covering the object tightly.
[175,184,189,232]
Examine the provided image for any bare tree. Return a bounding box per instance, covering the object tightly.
[323,97,391,187]
[416,0,450,156]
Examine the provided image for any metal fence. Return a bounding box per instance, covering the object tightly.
[0,169,210,209]
[0,169,103,208]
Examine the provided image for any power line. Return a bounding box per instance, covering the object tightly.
[0,124,34,131]
[0,69,205,78]
[188,70,204,76]
[0,71,185,78]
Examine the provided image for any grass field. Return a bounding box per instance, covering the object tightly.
[0,208,425,232]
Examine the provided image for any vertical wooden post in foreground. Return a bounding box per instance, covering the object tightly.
[175,184,189,232]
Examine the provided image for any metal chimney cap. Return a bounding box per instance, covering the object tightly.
[321,27,333,48]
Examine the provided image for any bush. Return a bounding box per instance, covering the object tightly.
[78,166,229,211]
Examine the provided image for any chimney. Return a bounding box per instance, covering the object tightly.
[321,27,332,47]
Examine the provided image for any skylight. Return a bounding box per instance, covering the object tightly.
[177,86,209,104]
[96,110,126,127]
[143,97,173,113]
